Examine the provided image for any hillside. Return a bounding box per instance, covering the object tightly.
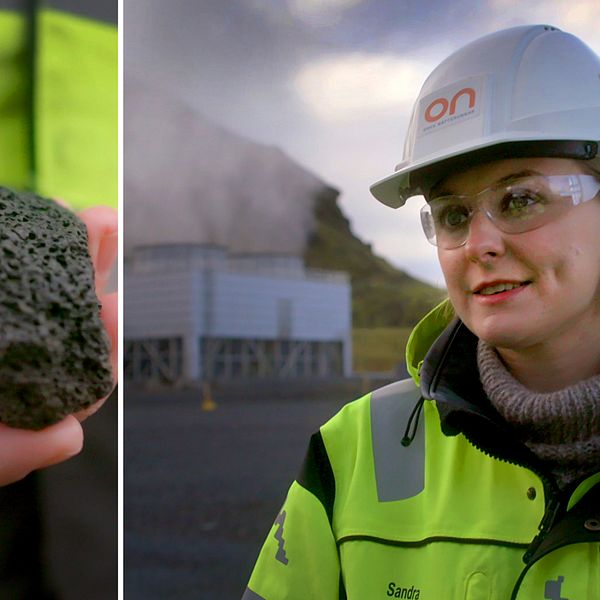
[304,187,445,327]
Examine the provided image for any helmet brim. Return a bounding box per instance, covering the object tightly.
[370,137,599,208]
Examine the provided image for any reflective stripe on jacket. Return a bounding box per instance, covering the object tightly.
[0,0,116,207]
[244,302,600,599]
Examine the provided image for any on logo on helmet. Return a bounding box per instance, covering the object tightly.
[425,87,476,123]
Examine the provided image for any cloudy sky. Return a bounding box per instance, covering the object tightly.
[125,0,599,287]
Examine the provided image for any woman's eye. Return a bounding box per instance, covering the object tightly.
[436,205,469,228]
[501,191,543,216]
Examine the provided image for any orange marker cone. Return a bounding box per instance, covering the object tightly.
[201,381,217,411]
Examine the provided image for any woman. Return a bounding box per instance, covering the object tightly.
[244,25,600,599]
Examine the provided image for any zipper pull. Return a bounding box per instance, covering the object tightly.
[523,495,562,563]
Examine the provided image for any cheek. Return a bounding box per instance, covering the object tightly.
[437,249,455,289]
[566,241,600,308]
[550,207,600,288]
[557,236,597,276]
[437,251,466,305]
[535,239,600,309]
[511,229,568,285]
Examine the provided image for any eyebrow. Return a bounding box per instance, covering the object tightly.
[496,169,542,184]
[431,169,543,198]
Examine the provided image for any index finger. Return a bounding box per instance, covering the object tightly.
[78,206,118,296]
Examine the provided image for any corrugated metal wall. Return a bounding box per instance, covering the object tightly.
[124,247,352,382]
[124,270,198,339]
[210,272,350,340]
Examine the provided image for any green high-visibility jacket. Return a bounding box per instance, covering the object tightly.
[0,2,116,597]
[244,302,600,599]
[0,0,117,208]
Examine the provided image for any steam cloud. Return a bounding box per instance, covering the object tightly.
[125,78,333,257]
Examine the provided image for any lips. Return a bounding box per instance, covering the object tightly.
[473,281,531,295]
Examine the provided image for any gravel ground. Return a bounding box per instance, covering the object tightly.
[125,386,352,599]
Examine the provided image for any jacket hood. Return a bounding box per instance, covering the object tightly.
[405,299,454,385]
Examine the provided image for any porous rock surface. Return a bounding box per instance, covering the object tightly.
[0,188,113,429]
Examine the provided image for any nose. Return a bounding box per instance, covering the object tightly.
[463,209,505,260]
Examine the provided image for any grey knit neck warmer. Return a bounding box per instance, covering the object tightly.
[477,340,600,488]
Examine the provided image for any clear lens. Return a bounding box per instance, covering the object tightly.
[420,174,600,248]
[419,207,437,244]
[421,200,473,248]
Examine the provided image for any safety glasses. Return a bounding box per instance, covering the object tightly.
[420,174,600,249]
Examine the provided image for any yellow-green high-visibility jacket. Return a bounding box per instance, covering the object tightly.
[0,3,116,598]
[244,303,600,599]
[0,0,117,208]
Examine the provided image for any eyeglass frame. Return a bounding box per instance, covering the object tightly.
[420,173,600,249]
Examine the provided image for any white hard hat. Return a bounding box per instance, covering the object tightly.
[370,25,600,208]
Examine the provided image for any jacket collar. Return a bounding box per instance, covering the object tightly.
[419,317,501,430]
[408,305,600,546]
[415,314,549,474]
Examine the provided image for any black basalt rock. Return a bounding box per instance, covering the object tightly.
[0,188,113,429]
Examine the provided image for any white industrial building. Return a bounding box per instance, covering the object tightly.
[124,244,352,383]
